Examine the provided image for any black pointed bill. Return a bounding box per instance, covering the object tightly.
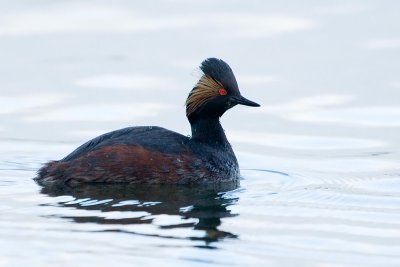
[232,95,260,107]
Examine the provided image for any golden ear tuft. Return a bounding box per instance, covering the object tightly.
[186,75,224,117]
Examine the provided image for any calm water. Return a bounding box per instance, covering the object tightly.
[1,1,400,266]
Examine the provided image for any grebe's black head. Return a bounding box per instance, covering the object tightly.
[186,58,260,123]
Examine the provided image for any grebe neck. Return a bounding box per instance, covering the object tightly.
[190,118,231,149]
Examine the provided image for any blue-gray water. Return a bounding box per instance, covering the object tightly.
[1,1,400,266]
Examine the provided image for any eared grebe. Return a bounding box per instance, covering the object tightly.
[35,58,260,187]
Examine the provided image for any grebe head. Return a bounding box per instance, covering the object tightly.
[186,58,260,123]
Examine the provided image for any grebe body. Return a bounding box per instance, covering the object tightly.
[35,58,259,186]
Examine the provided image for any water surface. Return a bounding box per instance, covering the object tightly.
[1,1,400,266]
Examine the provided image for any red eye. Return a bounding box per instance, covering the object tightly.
[218,88,227,96]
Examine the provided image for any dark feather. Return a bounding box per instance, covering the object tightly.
[62,126,188,162]
[200,58,238,91]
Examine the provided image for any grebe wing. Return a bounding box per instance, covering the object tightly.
[62,126,187,162]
